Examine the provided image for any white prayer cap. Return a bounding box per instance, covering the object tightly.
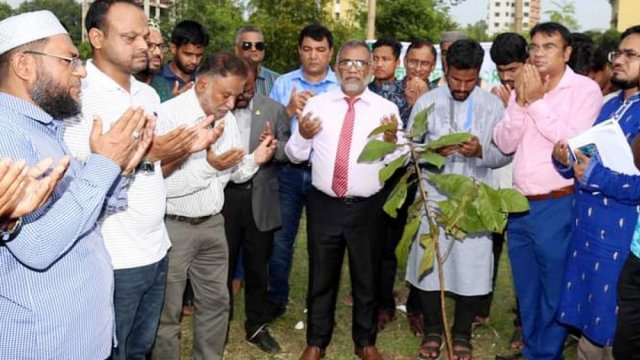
[0,10,68,56]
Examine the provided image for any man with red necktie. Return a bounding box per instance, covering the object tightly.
[285,40,401,360]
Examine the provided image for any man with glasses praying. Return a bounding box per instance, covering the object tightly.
[0,9,153,359]
[493,22,602,360]
[135,20,167,87]
[235,25,279,96]
[286,40,400,360]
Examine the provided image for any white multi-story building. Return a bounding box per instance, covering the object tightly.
[487,0,540,35]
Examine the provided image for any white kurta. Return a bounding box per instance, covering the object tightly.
[405,85,511,296]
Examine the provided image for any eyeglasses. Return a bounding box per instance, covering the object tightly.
[608,50,640,62]
[406,59,432,68]
[241,41,265,51]
[147,42,168,54]
[526,43,561,54]
[23,50,83,70]
[337,59,369,70]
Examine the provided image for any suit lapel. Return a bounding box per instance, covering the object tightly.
[249,96,266,152]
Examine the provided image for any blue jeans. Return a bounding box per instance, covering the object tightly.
[268,164,312,306]
[508,196,572,360]
[112,256,168,360]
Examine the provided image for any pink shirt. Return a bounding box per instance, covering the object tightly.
[285,88,401,197]
[493,67,602,196]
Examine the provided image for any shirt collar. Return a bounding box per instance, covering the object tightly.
[181,87,207,122]
[160,61,194,82]
[328,87,376,105]
[0,92,55,123]
[85,60,143,95]
[554,66,579,90]
[292,67,337,85]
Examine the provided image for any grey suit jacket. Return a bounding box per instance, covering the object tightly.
[245,94,290,231]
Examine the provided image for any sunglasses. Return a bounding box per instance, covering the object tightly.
[241,41,265,51]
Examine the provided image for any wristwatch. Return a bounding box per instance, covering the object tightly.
[137,157,155,173]
[1,217,22,241]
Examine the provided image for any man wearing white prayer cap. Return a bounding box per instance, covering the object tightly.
[0,10,152,359]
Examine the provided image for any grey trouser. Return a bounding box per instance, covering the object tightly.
[578,336,614,360]
[153,214,229,360]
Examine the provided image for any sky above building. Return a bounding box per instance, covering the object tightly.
[450,0,612,31]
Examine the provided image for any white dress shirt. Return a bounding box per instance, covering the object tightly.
[63,60,170,270]
[161,88,259,217]
[286,88,401,198]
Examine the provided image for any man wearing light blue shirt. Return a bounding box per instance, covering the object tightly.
[0,10,151,359]
[267,24,338,318]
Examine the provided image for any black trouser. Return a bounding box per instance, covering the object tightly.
[222,184,274,336]
[379,167,418,310]
[418,289,483,341]
[613,253,640,360]
[305,188,385,348]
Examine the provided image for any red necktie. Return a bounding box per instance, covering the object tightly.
[332,97,358,197]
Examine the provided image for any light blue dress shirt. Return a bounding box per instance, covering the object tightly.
[269,67,338,130]
[0,93,127,359]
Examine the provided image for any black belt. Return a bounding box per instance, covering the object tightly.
[286,161,311,170]
[227,181,252,190]
[165,214,212,225]
[336,196,367,205]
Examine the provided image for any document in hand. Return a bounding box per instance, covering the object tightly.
[568,119,640,175]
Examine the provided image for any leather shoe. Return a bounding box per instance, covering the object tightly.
[299,346,325,360]
[247,326,281,354]
[355,346,383,360]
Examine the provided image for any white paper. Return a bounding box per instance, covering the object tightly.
[568,119,640,175]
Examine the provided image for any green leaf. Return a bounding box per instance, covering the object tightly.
[439,199,485,235]
[421,150,446,169]
[396,215,421,267]
[406,104,433,139]
[427,132,473,150]
[498,188,530,213]
[357,140,398,162]
[383,171,410,218]
[476,184,507,233]
[418,233,435,276]
[368,123,397,138]
[379,155,408,184]
[429,173,474,201]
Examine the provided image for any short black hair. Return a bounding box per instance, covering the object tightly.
[570,32,595,48]
[621,25,640,41]
[298,24,333,49]
[406,39,438,62]
[85,0,138,33]
[446,39,484,71]
[372,38,401,60]
[490,33,527,66]
[530,22,571,47]
[197,52,248,78]
[171,20,210,48]
[568,43,608,75]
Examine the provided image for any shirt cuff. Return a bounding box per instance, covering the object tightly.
[84,154,123,191]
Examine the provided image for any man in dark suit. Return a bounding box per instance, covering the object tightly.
[222,59,290,354]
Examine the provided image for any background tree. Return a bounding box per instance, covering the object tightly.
[0,2,12,21]
[159,0,244,53]
[371,0,457,42]
[544,0,580,31]
[16,0,81,43]
[461,20,492,42]
[248,0,364,74]
[586,28,622,55]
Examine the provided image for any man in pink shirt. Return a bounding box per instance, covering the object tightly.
[493,22,601,360]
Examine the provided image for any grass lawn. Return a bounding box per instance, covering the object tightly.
[179,216,578,359]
